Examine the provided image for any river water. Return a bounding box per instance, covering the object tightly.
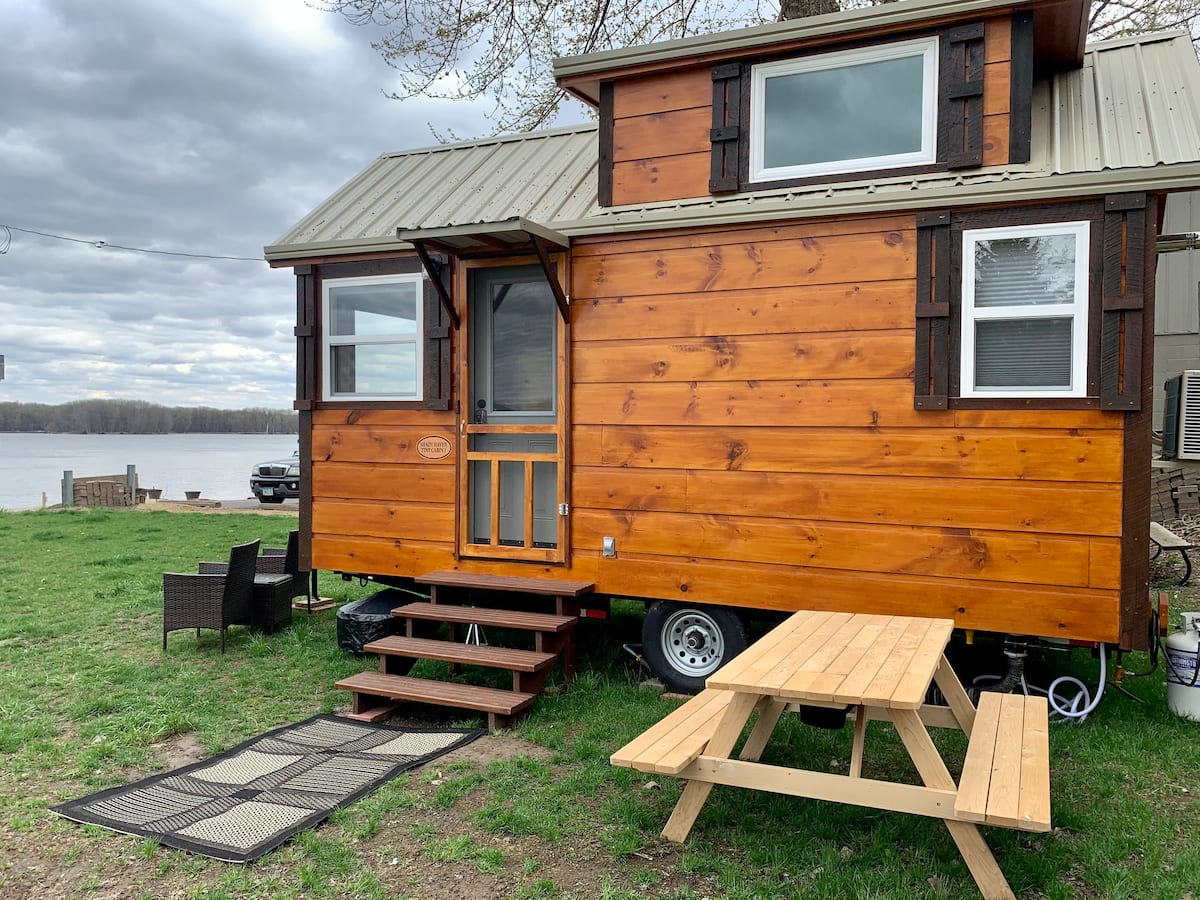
[0,433,300,510]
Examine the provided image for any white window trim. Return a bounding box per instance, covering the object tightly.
[748,37,939,183]
[322,273,424,401]
[960,221,1091,399]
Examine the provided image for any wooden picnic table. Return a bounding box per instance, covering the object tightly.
[612,610,1051,900]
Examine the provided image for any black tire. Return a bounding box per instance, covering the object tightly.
[258,495,286,504]
[641,601,749,694]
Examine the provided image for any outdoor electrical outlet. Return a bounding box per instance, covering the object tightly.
[602,536,617,558]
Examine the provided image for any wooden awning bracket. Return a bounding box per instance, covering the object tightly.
[411,240,460,329]
[531,234,570,323]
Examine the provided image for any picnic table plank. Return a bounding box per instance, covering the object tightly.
[779,613,877,697]
[859,618,935,708]
[760,612,854,695]
[831,617,912,704]
[1018,696,1051,830]
[711,611,837,692]
[610,689,733,773]
[709,609,823,688]
[890,619,956,708]
[798,615,894,698]
[984,694,1027,828]
[955,696,1000,823]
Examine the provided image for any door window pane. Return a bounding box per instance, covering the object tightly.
[491,280,556,412]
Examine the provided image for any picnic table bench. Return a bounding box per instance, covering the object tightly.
[1151,521,1192,585]
[611,611,1052,900]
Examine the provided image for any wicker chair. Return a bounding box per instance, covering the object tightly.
[163,539,260,653]
[260,530,312,610]
[198,531,305,632]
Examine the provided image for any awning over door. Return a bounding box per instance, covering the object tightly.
[399,217,571,323]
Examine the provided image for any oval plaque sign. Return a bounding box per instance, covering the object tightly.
[416,435,453,460]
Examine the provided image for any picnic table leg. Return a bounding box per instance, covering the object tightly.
[933,655,977,736]
[890,708,1015,900]
[661,691,759,843]
[1179,549,1192,586]
[849,705,868,778]
[738,698,788,762]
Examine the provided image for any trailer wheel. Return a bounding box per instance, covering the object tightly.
[642,601,748,694]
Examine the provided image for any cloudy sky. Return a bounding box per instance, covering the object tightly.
[0,0,586,409]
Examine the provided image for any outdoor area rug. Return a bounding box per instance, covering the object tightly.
[52,714,483,862]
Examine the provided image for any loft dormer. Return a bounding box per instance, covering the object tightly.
[554,0,1088,205]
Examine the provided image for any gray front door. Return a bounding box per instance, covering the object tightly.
[465,265,561,555]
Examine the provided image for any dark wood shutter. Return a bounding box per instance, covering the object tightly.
[293,265,316,411]
[1008,12,1034,165]
[598,82,614,207]
[1100,194,1149,410]
[709,63,742,193]
[423,263,453,410]
[940,24,986,169]
[915,211,952,409]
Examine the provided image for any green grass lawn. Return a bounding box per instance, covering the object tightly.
[0,506,1197,899]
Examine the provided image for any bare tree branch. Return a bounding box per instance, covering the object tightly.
[315,0,1200,137]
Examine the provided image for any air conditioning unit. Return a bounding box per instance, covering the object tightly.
[1163,371,1200,460]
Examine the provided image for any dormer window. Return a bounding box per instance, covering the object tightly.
[748,37,939,183]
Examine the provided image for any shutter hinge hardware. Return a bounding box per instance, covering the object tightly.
[558,503,569,516]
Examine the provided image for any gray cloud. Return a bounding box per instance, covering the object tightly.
[1,0,551,408]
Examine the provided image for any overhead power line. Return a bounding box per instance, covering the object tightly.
[0,224,263,262]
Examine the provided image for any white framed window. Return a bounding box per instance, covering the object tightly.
[748,37,939,183]
[322,273,423,401]
[960,221,1090,398]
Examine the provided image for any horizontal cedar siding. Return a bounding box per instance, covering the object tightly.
[568,215,1127,644]
[610,68,712,205]
[310,408,456,575]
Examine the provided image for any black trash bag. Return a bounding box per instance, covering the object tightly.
[336,589,406,654]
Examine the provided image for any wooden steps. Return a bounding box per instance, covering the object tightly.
[337,572,593,731]
[365,635,557,692]
[396,602,576,633]
[337,672,536,731]
[417,570,595,616]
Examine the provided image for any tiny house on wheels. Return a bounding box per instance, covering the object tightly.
[267,0,1200,699]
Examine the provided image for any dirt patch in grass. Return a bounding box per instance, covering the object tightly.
[148,731,206,770]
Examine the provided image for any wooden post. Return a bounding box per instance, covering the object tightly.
[62,470,74,507]
[126,465,137,506]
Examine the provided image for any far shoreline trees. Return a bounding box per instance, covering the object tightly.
[0,400,299,435]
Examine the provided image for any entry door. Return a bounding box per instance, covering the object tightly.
[462,265,565,561]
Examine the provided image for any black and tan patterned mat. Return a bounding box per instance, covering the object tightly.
[52,715,482,862]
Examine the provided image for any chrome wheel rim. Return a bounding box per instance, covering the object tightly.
[660,609,725,678]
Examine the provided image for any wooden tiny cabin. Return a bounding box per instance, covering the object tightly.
[267,0,1200,692]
